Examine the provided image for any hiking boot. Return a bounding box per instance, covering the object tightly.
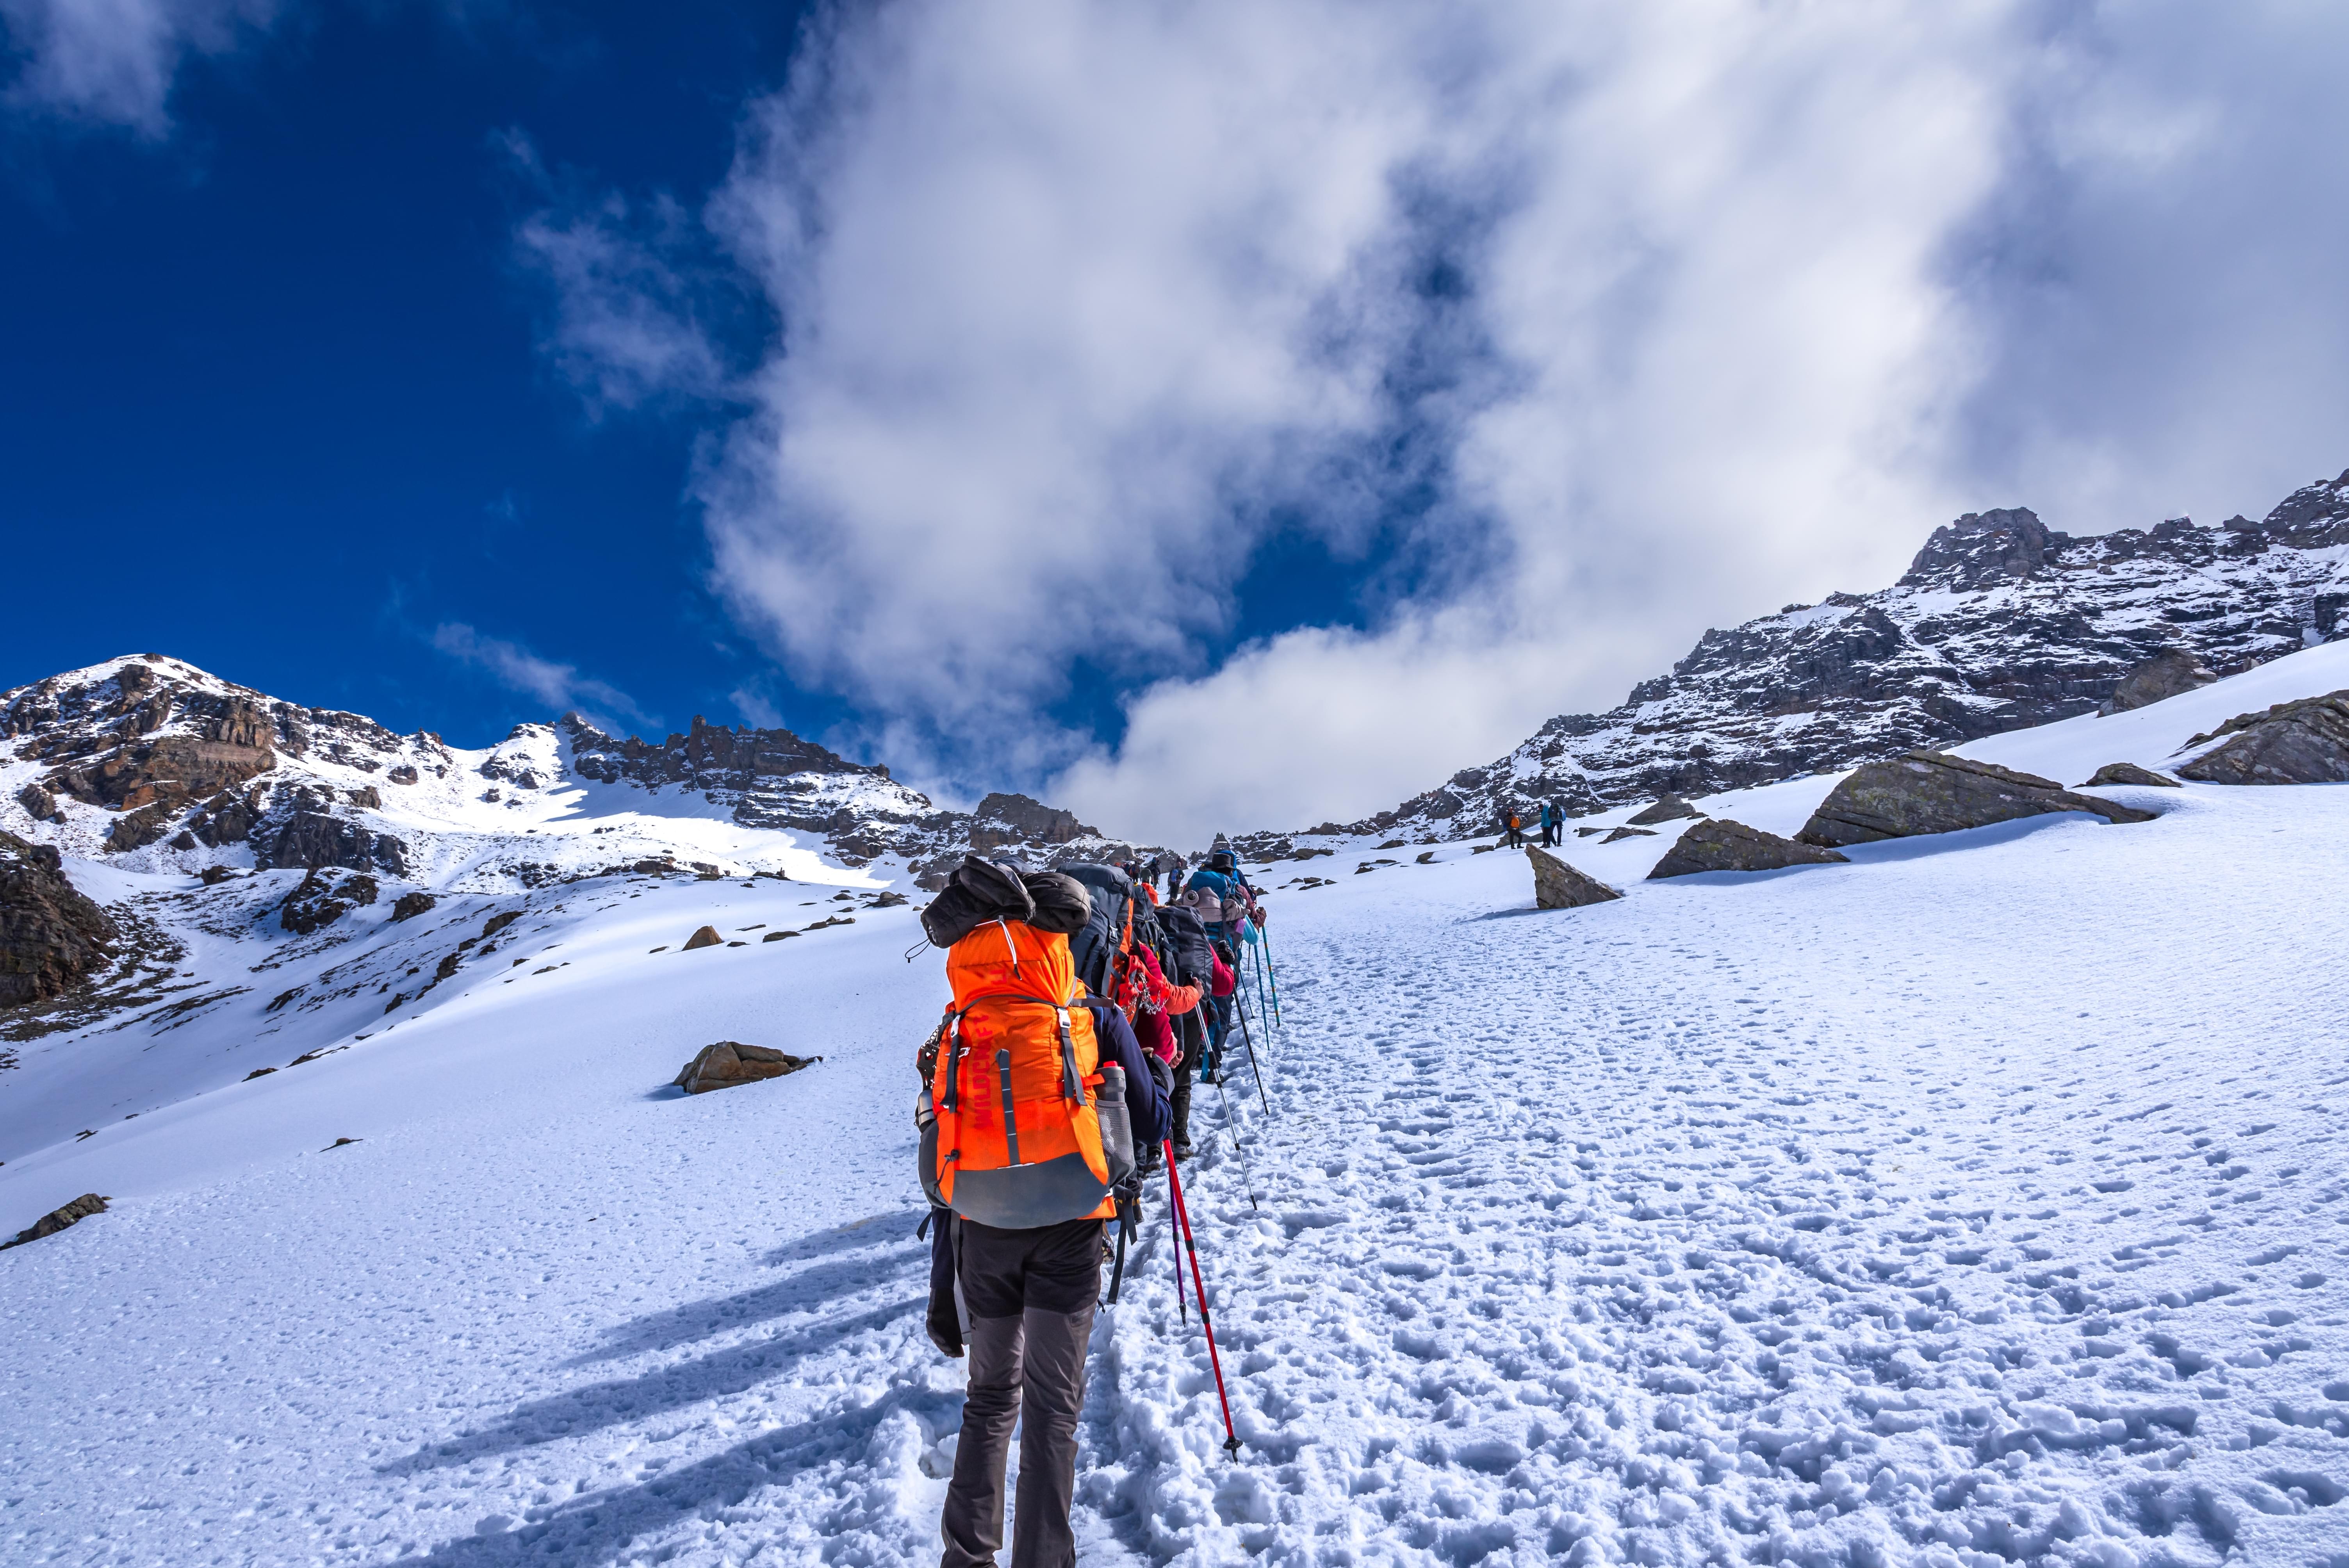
[1173,1139,1195,1161]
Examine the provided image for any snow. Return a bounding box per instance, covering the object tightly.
[5,650,2349,1564]
[1769,604,1857,631]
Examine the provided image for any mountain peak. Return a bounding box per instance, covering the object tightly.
[1898,506,2057,592]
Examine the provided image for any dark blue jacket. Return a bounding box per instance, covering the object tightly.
[1078,996,1171,1149]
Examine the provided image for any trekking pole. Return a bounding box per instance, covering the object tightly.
[1164,1143,1243,1459]
[1232,991,1271,1117]
[1258,923,1283,1030]
[1249,944,1270,1045]
[1208,1074,1262,1209]
[1166,1152,1186,1326]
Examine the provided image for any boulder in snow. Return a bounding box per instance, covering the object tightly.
[1649,818,1849,879]
[389,891,436,922]
[682,925,724,951]
[1798,752,2155,848]
[1525,846,1622,910]
[0,832,118,1007]
[2174,691,2349,786]
[2099,649,2217,715]
[672,1041,820,1095]
[1,1192,109,1251]
[16,782,57,820]
[1625,795,1703,826]
[2080,763,2181,789]
[1600,826,1654,844]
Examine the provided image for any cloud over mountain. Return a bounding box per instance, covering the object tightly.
[524,0,2349,843]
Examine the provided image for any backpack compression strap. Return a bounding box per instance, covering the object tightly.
[948,992,1085,1105]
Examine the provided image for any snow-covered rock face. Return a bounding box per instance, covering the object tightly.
[1331,470,2349,844]
[0,657,1159,895]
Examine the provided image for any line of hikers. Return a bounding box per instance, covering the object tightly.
[911,840,1271,1568]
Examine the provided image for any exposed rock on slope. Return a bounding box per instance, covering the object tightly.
[1649,820,1848,878]
[672,1042,819,1094]
[2099,649,2217,715]
[2175,691,2349,785]
[1339,469,2349,840]
[0,832,118,1007]
[1,1192,109,1250]
[2081,763,2180,789]
[1525,846,1620,910]
[1797,754,2155,848]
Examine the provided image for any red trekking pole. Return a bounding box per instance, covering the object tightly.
[1163,1139,1243,1458]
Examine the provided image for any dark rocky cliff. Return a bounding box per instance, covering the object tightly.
[1304,469,2349,844]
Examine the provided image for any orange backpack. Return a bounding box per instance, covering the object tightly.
[925,918,1134,1228]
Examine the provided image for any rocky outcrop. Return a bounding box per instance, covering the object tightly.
[1526,846,1622,909]
[1,1192,109,1250]
[2175,691,2349,785]
[672,1041,820,1094]
[1626,795,1702,827]
[189,789,261,847]
[559,712,1151,876]
[1337,469,2349,842]
[37,685,278,816]
[2082,763,2181,789]
[2100,649,2218,715]
[971,792,1094,848]
[16,783,57,821]
[0,833,118,1007]
[1649,819,1849,878]
[1798,753,2157,848]
[102,804,174,853]
[278,870,377,936]
[253,807,409,877]
[389,891,437,922]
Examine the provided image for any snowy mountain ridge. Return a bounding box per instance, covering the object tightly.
[1304,467,2349,846]
[0,654,1158,894]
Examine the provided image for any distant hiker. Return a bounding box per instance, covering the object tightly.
[913,855,1169,1568]
[1156,900,1219,1158]
[1503,808,1525,849]
[1540,800,1562,847]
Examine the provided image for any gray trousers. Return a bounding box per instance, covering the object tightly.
[939,1219,1102,1568]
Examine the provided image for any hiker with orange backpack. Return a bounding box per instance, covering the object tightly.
[913,855,1169,1568]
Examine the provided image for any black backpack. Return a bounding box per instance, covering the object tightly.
[1058,862,1135,997]
[1157,903,1214,991]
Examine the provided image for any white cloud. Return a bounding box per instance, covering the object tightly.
[428,623,656,736]
[501,130,740,417]
[0,0,280,135]
[536,0,2349,843]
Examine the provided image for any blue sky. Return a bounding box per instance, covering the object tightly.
[6,2,2349,843]
[0,2,820,743]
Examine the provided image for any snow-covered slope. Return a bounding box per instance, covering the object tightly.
[0,654,1169,1163]
[1298,469,2349,849]
[4,644,2345,1566]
